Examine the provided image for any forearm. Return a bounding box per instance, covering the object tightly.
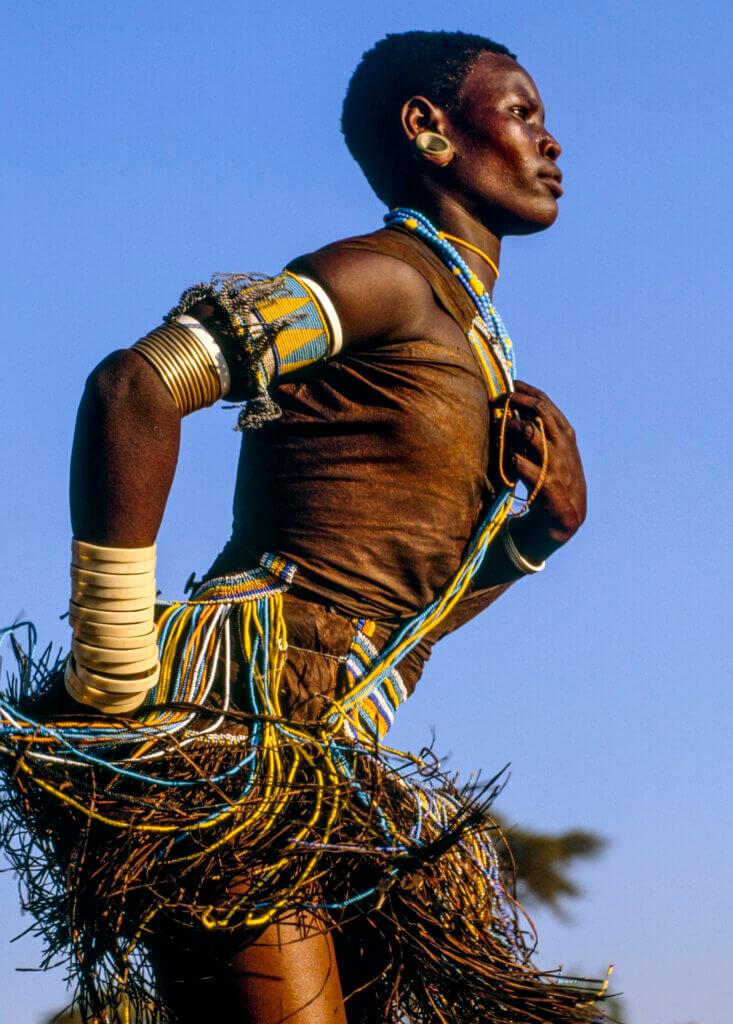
[64,350,180,712]
[70,349,181,546]
[470,536,524,590]
[469,515,557,591]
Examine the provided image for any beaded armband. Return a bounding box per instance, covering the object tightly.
[252,272,342,383]
[139,271,342,428]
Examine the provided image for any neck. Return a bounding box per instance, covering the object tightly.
[408,192,502,299]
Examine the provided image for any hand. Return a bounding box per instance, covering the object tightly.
[495,381,587,564]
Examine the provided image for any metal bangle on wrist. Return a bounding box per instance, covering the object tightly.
[500,524,546,575]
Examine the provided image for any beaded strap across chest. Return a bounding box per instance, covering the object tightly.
[319,210,518,739]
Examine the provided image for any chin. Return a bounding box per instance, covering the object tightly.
[497,203,559,237]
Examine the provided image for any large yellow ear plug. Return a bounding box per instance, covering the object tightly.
[414,131,454,163]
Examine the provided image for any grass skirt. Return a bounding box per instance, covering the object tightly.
[0,600,611,1024]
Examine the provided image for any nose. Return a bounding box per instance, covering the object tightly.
[539,132,561,162]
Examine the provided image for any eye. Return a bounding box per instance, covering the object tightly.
[510,105,530,119]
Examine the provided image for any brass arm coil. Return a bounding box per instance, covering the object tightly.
[133,321,224,416]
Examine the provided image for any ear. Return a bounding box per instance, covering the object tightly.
[400,96,455,167]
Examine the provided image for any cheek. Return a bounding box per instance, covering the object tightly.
[475,138,533,190]
[500,127,537,175]
[456,155,514,208]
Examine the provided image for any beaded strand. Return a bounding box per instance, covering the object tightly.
[384,207,515,376]
[384,208,550,525]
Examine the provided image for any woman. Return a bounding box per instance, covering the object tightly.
[0,30,598,1024]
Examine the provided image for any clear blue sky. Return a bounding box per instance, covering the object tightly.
[1,2,731,1022]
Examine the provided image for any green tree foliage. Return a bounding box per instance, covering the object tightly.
[491,812,608,916]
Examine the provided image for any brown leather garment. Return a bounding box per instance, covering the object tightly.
[208,229,512,698]
[276,593,354,722]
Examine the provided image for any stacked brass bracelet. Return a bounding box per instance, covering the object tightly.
[133,315,231,415]
[64,540,159,713]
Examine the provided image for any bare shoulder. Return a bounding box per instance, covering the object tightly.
[288,229,439,347]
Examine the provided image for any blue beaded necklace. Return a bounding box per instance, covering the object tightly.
[383,206,515,381]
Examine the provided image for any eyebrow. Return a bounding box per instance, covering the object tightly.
[506,85,545,122]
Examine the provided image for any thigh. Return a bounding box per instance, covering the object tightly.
[332,912,394,1024]
[148,910,347,1024]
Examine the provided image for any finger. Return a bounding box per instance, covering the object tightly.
[502,380,573,428]
[494,396,561,448]
[503,392,569,441]
[501,417,547,463]
[491,383,549,417]
[511,450,546,489]
[512,379,546,399]
[513,381,576,435]
[503,415,544,452]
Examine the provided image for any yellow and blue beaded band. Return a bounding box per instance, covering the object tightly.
[253,272,343,386]
[241,270,342,428]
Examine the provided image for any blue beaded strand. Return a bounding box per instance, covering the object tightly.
[384,207,515,376]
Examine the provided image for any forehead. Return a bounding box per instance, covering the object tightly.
[457,53,542,109]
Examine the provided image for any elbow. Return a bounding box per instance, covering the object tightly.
[85,348,160,402]
[83,349,179,423]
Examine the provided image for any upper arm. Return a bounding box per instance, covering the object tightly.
[127,241,439,429]
[287,242,437,349]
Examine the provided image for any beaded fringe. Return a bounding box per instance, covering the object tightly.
[165,273,295,429]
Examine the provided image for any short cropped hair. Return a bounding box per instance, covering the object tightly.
[342,30,516,206]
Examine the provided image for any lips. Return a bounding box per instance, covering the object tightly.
[538,170,563,197]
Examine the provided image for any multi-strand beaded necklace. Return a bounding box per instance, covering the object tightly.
[384,206,547,513]
[319,208,525,742]
[384,206,516,390]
